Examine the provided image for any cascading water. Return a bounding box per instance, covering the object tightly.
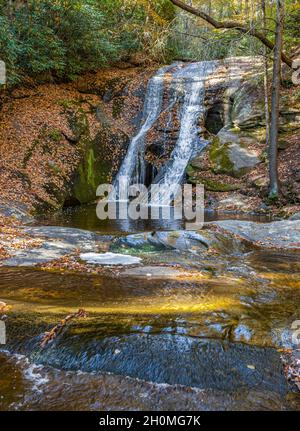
[112,64,180,200]
[150,61,217,206]
[113,60,217,205]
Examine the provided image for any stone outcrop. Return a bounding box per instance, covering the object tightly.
[0,66,153,215]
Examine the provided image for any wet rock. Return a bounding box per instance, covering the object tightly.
[116,233,150,249]
[80,252,141,266]
[20,333,287,396]
[211,220,300,250]
[2,351,296,411]
[116,231,210,253]
[148,231,210,251]
[122,266,192,279]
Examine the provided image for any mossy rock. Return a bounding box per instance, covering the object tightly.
[70,123,129,205]
[189,176,240,192]
[209,132,260,178]
[209,137,235,176]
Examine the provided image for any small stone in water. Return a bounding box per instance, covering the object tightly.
[247,365,256,370]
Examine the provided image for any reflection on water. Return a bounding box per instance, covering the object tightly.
[0,206,299,411]
[0,247,300,410]
[36,204,272,234]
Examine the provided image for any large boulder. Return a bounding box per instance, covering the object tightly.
[211,219,300,250]
[209,128,261,178]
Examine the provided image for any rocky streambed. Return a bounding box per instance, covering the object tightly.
[0,211,300,411]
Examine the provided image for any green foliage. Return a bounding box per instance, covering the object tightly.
[0,0,123,84]
[0,0,298,86]
[0,15,20,84]
[0,0,177,85]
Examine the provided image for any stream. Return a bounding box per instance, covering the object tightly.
[0,61,299,412]
[0,206,300,411]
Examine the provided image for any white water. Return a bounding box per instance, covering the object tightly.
[113,64,180,200]
[150,61,217,205]
[113,61,217,205]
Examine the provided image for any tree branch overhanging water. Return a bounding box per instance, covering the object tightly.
[169,0,293,68]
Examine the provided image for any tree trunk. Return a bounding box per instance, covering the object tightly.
[268,0,284,199]
[261,0,270,149]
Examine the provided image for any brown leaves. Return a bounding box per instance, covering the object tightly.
[281,349,300,391]
[40,309,88,348]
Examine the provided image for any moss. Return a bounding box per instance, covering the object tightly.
[188,173,239,191]
[57,99,77,110]
[73,145,97,203]
[209,137,234,175]
[48,128,61,142]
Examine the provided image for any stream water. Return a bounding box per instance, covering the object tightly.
[0,58,299,410]
[0,206,300,411]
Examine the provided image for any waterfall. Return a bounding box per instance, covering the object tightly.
[150,61,217,206]
[113,60,217,205]
[112,64,180,201]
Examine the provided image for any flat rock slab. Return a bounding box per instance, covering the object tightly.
[2,226,103,267]
[122,266,192,278]
[3,240,76,267]
[22,226,102,247]
[212,220,300,250]
[80,252,142,266]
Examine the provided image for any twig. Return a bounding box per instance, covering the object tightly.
[40,309,87,348]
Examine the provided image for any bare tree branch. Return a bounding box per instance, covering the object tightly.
[169,0,292,67]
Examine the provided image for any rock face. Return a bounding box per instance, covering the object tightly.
[209,128,261,178]
[187,57,300,208]
[0,66,151,214]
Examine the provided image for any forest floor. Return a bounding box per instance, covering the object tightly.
[0,63,299,222]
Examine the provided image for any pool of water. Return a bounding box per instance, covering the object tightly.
[0,206,299,411]
[35,205,272,234]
